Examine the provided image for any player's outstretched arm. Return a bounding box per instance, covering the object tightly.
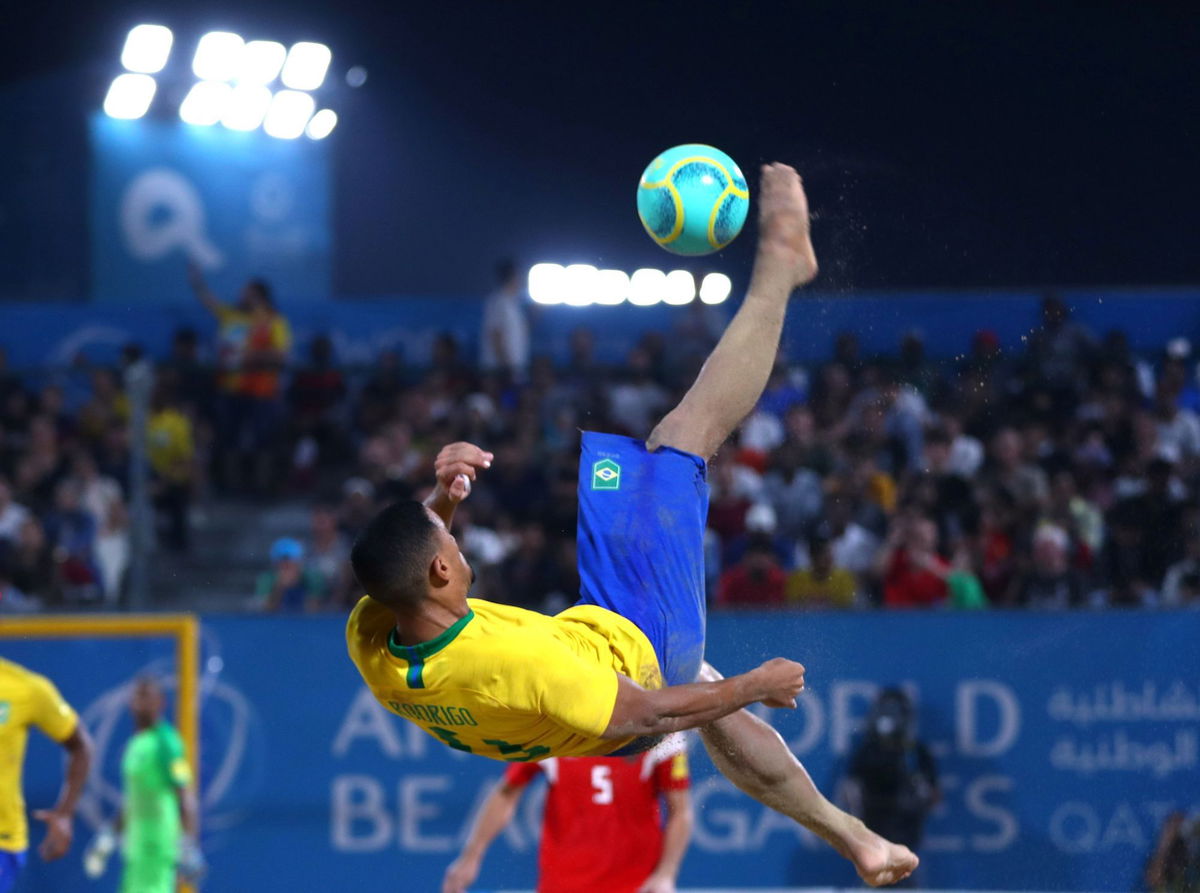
[602,658,806,739]
[442,779,524,893]
[426,442,494,528]
[35,724,93,861]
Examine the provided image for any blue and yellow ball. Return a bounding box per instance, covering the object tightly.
[636,144,750,256]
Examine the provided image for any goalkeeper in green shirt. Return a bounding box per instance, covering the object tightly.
[84,678,203,891]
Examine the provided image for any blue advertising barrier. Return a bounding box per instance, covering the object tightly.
[6,610,1199,892]
[2,288,1199,374]
[89,115,331,304]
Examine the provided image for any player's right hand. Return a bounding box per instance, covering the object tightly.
[752,657,807,708]
[442,855,481,893]
[33,809,73,862]
[434,442,494,504]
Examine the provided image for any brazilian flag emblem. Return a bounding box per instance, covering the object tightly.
[591,458,621,491]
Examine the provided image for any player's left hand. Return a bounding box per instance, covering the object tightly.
[636,872,677,893]
[434,442,494,503]
[33,808,73,861]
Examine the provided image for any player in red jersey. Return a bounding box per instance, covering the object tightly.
[443,741,693,893]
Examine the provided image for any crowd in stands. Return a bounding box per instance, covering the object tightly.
[4,273,1200,616]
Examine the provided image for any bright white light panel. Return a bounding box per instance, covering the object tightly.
[529,265,728,307]
[121,25,173,74]
[107,27,335,138]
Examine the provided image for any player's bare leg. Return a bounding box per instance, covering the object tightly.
[647,163,818,460]
[696,663,918,887]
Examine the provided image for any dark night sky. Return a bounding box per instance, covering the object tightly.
[5,0,1199,296]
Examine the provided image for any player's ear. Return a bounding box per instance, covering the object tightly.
[428,553,452,586]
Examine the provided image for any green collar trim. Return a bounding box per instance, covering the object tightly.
[387,609,475,662]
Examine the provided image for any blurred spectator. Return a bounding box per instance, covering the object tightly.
[161,327,214,423]
[943,413,985,478]
[15,414,66,512]
[984,427,1048,510]
[1144,812,1199,893]
[897,330,940,396]
[0,564,38,612]
[1025,294,1096,401]
[147,385,195,552]
[307,504,351,607]
[77,369,129,449]
[763,445,823,545]
[43,479,101,602]
[845,689,940,877]
[916,424,978,550]
[787,532,857,609]
[289,335,348,489]
[1096,499,1157,607]
[480,259,530,382]
[1012,524,1085,609]
[716,535,787,608]
[356,349,406,434]
[823,486,883,583]
[608,347,670,437]
[71,452,128,602]
[1153,378,1200,465]
[878,515,949,609]
[1160,509,1200,609]
[189,265,291,493]
[0,475,30,543]
[257,538,323,612]
[8,518,54,602]
[338,478,377,541]
[498,521,559,612]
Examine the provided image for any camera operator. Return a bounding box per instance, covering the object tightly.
[845,688,940,886]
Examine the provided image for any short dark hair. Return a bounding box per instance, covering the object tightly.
[350,501,438,608]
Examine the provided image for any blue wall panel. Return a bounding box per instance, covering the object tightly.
[5,611,1198,891]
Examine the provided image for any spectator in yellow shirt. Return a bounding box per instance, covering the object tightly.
[188,264,292,494]
[787,532,858,609]
[147,384,194,552]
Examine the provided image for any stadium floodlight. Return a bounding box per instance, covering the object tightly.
[281,41,331,90]
[193,31,245,81]
[700,272,733,304]
[179,80,231,125]
[103,74,157,119]
[595,269,630,305]
[263,90,316,139]
[237,40,287,85]
[305,109,338,140]
[563,265,598,306]
[220,84,272,131]
[528,263,565,304]
[121,25,173,74]
[663,270,696,305]
[629,268,666,306]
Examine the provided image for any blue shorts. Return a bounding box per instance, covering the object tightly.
[575,431,710,689]
[0,850,26,893]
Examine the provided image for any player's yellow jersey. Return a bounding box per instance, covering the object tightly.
[347,597,664,761]
[0,658,78,852]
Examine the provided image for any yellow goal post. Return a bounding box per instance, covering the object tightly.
[0,614,200,893]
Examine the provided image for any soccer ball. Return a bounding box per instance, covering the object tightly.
[636,144,749,256]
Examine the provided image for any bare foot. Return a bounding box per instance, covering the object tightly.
[756,163,819,288]
[848,833,920,888]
